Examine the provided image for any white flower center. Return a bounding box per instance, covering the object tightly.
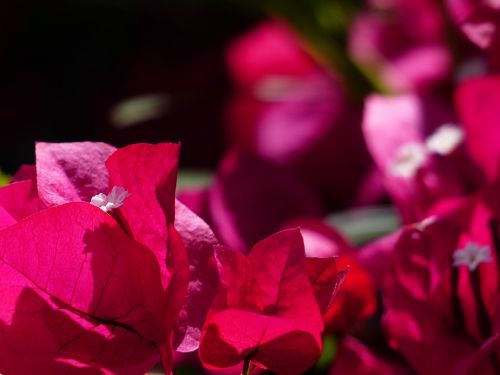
[389,142,428,178]
[452,242,493,271]
[90,186,130,212]
[425,124,464,155]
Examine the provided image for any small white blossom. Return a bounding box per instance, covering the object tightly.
[90,186,130,212]
[389,142,428,178]
[425,124,464,155]
[452,242,493,271]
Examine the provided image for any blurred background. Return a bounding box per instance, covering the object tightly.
[3,0,499,374]
[0,0,263,172]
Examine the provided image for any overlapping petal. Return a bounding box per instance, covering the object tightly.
[0,203,168,374]
[199,229,325,374]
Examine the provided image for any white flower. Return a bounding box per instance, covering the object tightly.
[389,142,428,178]
[452,242,493,271]
[90,186,130,212]
[425,124,464,155]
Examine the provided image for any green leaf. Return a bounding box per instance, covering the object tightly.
[326,205,399,245]
[177,170,213,190]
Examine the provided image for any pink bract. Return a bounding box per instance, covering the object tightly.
[456,75,500,181]
[36,142,116,207]
[199,229,326,374]
[0,141,221,373]
[349,0,451,92]
[0,203,164,374]
[383,186,500,374]
[363,93,483,222]
[225,20,383,213]
[283,218,377,333]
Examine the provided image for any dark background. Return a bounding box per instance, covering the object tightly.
[0,0,261,173]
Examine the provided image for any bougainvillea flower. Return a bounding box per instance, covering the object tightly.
[225,20,383,212]
[198,150,323,252]
[363,93,484,222]
[37,142,224,356]
[0,203,167,374]
[199,229,327,374]
[383,184,500,374]
[329,336,411,375]
[15,142,189,372]
[349,0,451,92]
[456,75,500,181]
[283,218,377,333]
[0,141,223,372]
[225,19,320,151]
[172,200,220,353]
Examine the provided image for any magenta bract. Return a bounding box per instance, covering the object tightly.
[199,229,326,374]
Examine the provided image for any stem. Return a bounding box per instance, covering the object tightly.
[241,358,252,375]
[488,219,500,291]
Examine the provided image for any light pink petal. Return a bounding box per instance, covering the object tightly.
[382,44,451,92]
[36,142,116,207]
[173,200,219,353]
[363,94,452,171]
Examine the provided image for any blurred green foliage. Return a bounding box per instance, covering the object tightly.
[327,206,399,245]
[242,0,387,97]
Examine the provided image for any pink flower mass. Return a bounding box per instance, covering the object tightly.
[0,142,190,374]
[0,142,342,374]
[4,2,500,374]
[383,185,500,374]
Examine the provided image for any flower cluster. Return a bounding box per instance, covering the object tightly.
[0,142,344,375]
[4,0,500,374]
